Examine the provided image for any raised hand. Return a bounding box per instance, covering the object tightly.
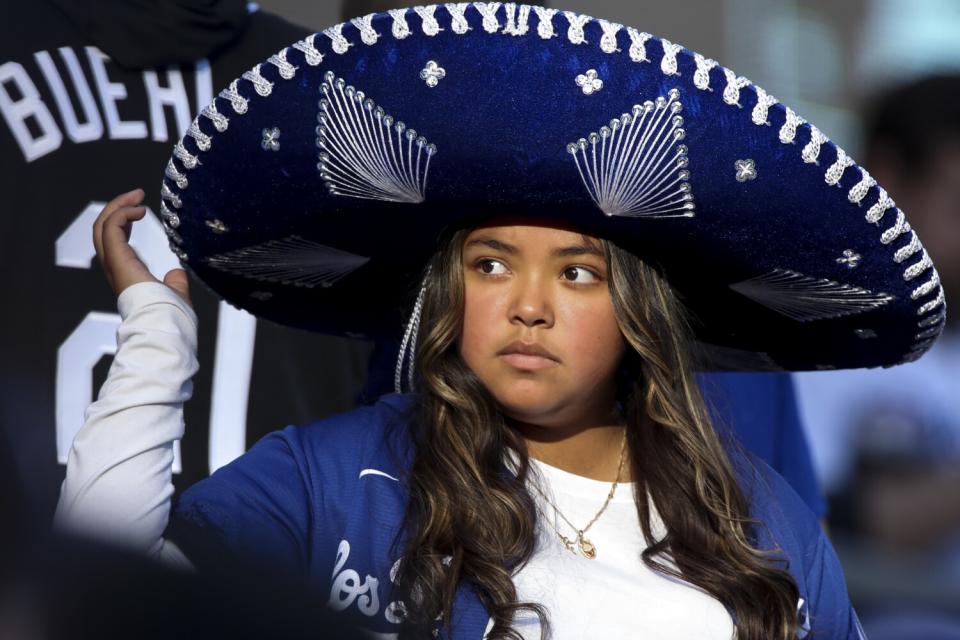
[92,189,192,307]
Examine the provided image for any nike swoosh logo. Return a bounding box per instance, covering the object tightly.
[358,468,400,482]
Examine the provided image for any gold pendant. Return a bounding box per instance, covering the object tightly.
[577,533,597,559]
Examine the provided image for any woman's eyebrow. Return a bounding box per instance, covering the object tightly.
[553,244,604,258]
[465,237,519,254]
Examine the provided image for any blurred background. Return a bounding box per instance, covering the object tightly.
[1,0,958,638]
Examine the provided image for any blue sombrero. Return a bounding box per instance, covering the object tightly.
[158,3,945,371]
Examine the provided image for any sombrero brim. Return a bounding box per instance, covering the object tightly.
[159,4,945,371]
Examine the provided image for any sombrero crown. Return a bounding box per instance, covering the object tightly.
[159,3,945,371]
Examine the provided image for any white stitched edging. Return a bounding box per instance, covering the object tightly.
[825,148,853,186]
[503,3,531,36]
[779,107,804,144]
[158,2,946,354]
[218,80,248,114]
[598,20,622,53]
[532,6,556,39]
[693,54,717,90]
[751,86,777,125]
[165,159,188,189]
[894,233,922,264]
[801,126,827,163]
[722,68,750,107]
[160,182,182,209]
[474,2,501,33]
[186,118,211,152]
[201,102,229,132]
[324,24,352,54]
[626,28,652,62]
[292,34,324,65]
[563,11,591,44]
[848,169,875,205]
[242,65,273,97]
[660,39,682,76]
[172,140,198,169]
[267,49,298,79]
[446,3,472,33]
[415,6,443,36]
[912,271,939,300]
[351,14,380,44]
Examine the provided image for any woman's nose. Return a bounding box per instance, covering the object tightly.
[509,277,554,328]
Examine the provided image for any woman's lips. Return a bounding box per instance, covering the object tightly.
[497,341,560,370]
[499,352,559,370]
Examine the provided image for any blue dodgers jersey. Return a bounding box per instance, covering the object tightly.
[167,394,865,639]
[698,372,827,519]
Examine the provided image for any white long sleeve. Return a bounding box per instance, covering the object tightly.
[55,281,198,568]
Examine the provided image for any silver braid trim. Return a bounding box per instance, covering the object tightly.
[394,272,430,393]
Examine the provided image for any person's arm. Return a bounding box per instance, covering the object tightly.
[54,190,195,568]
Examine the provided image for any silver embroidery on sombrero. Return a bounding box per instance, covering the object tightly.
[567,87,694,218]
[205,236,370,288]
[729,269,894,322]
[165,160,188,189]
[316,71,436,203]
[159,202,179,229]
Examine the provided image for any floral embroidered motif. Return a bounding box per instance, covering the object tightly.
[575,69,603,95]
[420,60,446,87]
[734,159,757,182]
[205,219,229,234]
[261,127,280,151]
[836,249,861,269]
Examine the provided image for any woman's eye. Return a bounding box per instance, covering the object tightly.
[478,259,508,275]
[562,266,600,283]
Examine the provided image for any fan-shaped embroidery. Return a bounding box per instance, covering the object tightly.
[730,269,894,322]
[205,236,369,288]
[316,71,436,203]
[567,87,694,218]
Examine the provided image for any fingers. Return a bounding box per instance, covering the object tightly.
[101,204,147,256]
[93,188,144,262]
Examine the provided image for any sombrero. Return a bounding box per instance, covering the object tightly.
[158,3,946,371]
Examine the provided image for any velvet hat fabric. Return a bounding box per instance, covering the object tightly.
[159,3,945,371]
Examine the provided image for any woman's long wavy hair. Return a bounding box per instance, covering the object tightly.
[393,228,800,639]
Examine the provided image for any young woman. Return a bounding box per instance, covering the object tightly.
[57,5,944,639]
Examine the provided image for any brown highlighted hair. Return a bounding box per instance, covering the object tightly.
[393,228,800,639]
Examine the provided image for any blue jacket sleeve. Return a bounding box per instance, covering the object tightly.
[165,426,315,580]
[739,457,866,639]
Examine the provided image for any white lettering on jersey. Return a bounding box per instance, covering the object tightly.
[144,66,190,142]
[34,48,103,144]
[86,46,147,140]
[329,539,382,617]
[0,60,63,161]
[208,305,256,473]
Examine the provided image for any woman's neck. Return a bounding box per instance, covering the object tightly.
[512,419,631,482]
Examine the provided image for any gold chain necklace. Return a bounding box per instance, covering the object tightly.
[529,430,627,560]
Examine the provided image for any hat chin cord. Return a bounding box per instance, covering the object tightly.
[394,270,430,393]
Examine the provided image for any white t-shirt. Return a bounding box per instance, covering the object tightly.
[500,458,734,639]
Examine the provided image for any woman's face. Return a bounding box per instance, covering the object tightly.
[459,224,626,430]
